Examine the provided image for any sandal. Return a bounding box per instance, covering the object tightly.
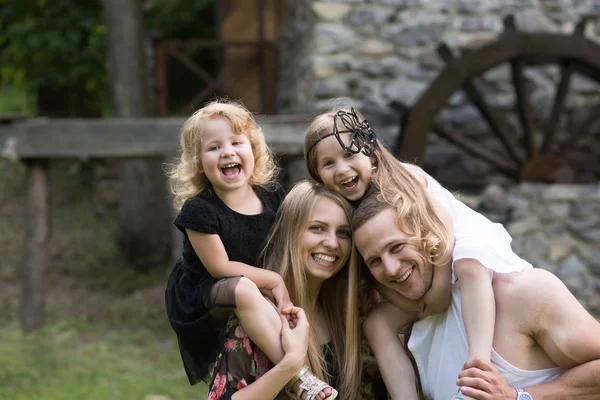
[285,365,338,400]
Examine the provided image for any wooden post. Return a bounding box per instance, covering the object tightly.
[20,160,50,331]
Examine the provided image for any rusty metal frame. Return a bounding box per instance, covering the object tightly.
[153,0,281,116]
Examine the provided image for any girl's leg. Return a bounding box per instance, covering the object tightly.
[233,276,285,363]
[211,277,335,400]
[363,301,419,400]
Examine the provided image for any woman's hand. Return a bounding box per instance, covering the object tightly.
[279,306,310,370]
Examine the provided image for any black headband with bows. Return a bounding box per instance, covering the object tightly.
[308,108,378,156]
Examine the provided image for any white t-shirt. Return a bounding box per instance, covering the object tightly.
[408,284,563,399]
[403,163,531,280]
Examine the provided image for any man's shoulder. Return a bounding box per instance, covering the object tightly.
[493,268,566,324]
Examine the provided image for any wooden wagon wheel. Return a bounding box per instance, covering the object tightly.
[395,15,600,183]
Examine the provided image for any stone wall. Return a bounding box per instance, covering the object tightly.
[279,0,600,188]
[464,183,600,316]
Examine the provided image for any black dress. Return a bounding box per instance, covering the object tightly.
[165,183,285,385]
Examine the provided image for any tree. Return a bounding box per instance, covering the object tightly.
[102,0,172,268]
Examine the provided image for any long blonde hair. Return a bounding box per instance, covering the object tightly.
[304,104,452,267]
[168,100,279,209]
[260,181,361,400]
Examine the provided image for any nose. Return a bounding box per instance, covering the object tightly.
[220,144,235,158]
[335,159,351,176]
[381,254,401,278]
[322,231,339,250]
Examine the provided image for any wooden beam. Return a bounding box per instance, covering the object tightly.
[20,160,50,331]
[0,116,310,160]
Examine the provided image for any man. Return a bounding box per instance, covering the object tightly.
[353,191,600,400]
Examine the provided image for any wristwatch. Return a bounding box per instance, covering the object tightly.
[515,388,533,400]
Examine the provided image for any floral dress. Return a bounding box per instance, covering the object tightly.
[207,314,389,400]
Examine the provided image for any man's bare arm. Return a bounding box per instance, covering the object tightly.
[526,269,600,399]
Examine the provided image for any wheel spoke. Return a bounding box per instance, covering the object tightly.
[559,102,600,157]
[511,59,536,158]
[432,121,519,178]
[541,17,589,153]
[437,44,524,166]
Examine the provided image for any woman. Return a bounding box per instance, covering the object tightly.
[206,180,366,400]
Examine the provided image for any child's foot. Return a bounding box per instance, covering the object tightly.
[286,365,338,400]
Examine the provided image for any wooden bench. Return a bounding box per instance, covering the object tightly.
[0,116,309,330]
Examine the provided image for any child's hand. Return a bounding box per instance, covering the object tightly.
[280,307,309,354]
[271,280,292,310]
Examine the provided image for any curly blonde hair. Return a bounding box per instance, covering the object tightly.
[168,100,278,209]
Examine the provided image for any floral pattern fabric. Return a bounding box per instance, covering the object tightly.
[207,314,389,400]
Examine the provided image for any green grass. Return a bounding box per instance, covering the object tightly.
[0,321,208,400]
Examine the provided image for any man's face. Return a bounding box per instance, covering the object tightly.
[354,208,434,301]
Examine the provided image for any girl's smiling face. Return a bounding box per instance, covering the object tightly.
[314,134,374,202]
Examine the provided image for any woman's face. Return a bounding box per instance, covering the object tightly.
[300,196,352,282]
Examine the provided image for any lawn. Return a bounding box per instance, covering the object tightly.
[0,320,208,400]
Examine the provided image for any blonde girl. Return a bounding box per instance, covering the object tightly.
[304,105,530,399]
[165,101,336,399]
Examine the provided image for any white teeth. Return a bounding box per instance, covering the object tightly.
[340,176,356,185]
[222,163,239,168]
[313,254,336,263]
[396,268,412,283]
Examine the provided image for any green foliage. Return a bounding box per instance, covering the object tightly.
[0,0,106,93]
[146,0,214,39]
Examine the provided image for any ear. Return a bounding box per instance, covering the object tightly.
[370,156,377,168]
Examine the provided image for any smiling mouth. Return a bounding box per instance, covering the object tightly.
[394,268,413,284]
[221,163,241,177]
[339,176,358,190]
[312,253,337,265]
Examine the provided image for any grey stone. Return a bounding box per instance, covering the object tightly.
[523,236,551,264]
[508,215,542,236]
[418,50,445,70]
[448,90,467,107]
[315,23,357,53]
[314,78,350,98]
[312,55,352,78]
[570,202,600,219]
[360,39,395,57]
[566,217,600,234]
[571,75,600,93]
[372,0,424,7]
[542,185,591,201]
[381,23,446,47]
[540,203,570,222]
[515,183,547,198]
[515,9,559,32]
[589,250,600,275]
[508,194,531,219]
[357,57,406,77]
[483,64,511,82]
[458,15,502,32]
[312,2,352,21]
[405,64,438,80]
[355,24,378,37]
[347,5,396,25]
[382,76,428,106]
[547,234,577,263]
[557,253,588,281]
[480,183,511,214]
[544,223,567,237]
[579,229,600,242]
